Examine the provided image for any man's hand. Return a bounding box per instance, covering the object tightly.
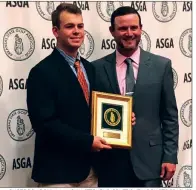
[160,163,176,180]
[132,112,136,126]
[92,136,112,152]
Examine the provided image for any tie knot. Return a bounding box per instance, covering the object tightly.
[74,60,80,68]
[125,58,132,65]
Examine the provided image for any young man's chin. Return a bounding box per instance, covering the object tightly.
[69,44,81,49]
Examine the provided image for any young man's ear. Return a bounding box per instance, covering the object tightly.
[52,26,59,38]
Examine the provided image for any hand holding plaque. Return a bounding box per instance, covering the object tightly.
[91,91,133,149]
[92,136,112,152]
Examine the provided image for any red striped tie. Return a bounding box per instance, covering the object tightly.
[74,60,89,104]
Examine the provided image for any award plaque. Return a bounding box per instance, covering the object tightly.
[91,91,133,149]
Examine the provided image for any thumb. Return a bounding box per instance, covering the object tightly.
[160,164,166,178]
[100,138,107,144]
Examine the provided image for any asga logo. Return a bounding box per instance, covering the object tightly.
[3,27,35,61]
[7,109,34,141]
[180,99,192,127]
[41,38,56,49]
[96,1,123,22]
[179,28,192,58]
[162,178,174,187]
[9,78,27,90]
[73,1,90,11]
[156,38,174,49]
[0,155,6,180]
[176,165,192,187]
[13,157,32,170]
[183,1,192,12]
[184,72,192,83]
[130,1,147,11]
[152,2,177,22]
[79,30,94,59]
[36,2,62,20]
[6,1,29,7]
[0,76,3,97]
[101,39,116,50]
[172,68,178,89]
[183,139,192,151]
[139,30,151,52]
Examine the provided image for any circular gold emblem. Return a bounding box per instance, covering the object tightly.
[104,108,121,126]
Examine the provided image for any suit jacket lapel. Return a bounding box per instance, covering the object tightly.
[51,48,89,103]
[102,49,152,96]
[104,52,121,94]
[51,48,79,84]
[81,58,95,109]
[81,57,93,92]
[133,48,152,103]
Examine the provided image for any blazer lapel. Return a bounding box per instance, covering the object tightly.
[51,49,89,105]
[104,52,121,94]
[51,49,79,85]
[133,48,152,105]
[81,58,93,92]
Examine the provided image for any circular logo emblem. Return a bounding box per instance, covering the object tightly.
[172,68,178,89]
[7,109,34,141]
[180,99,192,127]
[139,30,151,52]
[176,165,192,187]
[96,1,123,22]
[104,108,121,126]
[0,76,3,97]
[3,27,35,61]
[0,155,6,180]
[79,30,94,59]
[179,28,192,58]
[152,2,177,22]
[36,2,63,20]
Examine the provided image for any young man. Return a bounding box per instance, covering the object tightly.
[26,3,113,187]
[93,6,179,187]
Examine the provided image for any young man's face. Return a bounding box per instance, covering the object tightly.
[53,11,84,50]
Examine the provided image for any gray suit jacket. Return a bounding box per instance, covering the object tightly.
[92,48,179,180]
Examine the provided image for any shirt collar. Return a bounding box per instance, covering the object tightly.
[116,46,141,66]
[56,47,81,64]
